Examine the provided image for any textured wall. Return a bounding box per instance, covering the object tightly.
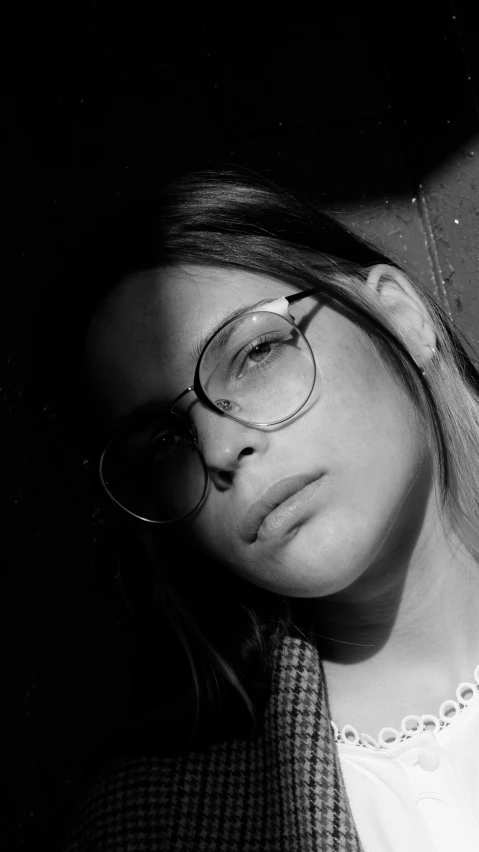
[4,3,479,850]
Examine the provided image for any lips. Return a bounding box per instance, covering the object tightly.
[241,472,323,543]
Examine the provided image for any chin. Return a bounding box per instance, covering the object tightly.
[250,516,380,599]
[273,568,362,599]
[234,545,365,599]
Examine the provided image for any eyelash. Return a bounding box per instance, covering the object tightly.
[244,331,282,353]
[238,333,290,374]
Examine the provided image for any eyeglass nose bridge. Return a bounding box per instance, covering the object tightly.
[170,384,223,425]
[170,388,245,449]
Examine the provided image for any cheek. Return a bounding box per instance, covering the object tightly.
[184,502,240,558]
[302,344,400,474]
[318,377,424,528]
[319,326,420,458]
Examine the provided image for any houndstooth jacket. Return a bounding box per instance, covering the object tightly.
[60,635,364,851]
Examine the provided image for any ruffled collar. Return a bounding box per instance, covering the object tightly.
[331,664,479,751]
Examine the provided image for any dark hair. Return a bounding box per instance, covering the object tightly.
[30,169,479,767]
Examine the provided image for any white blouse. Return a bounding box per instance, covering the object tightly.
[332,665,479,852]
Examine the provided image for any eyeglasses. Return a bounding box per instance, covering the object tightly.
[99,288,318,523]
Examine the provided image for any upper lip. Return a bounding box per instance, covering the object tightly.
[241,472,323,543]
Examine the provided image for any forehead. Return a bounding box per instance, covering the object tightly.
[86,264,297,425]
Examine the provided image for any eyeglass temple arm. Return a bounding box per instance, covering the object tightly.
[254,287,318,318]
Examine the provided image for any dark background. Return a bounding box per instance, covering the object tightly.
[4,2,479,849]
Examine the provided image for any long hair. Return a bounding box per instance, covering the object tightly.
[31,169,479,759]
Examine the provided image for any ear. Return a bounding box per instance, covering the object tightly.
[366,264,437,368]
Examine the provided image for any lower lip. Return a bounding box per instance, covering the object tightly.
[256,477,323,542]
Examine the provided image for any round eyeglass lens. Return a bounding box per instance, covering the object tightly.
[198,311,316,425]
[100,417,207,523]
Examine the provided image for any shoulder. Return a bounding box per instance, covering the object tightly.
[58,738,256,851]
[57,636,351,851]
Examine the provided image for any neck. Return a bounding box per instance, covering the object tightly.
[304,492,479,685]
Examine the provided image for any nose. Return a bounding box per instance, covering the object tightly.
[192,403,269,488]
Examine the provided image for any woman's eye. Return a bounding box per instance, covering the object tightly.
[247,341,274,363]
[238,334,290,373]
[149,431,180,460]
[225,331,296,382]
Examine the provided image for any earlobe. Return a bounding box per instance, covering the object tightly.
[365,264,437,367]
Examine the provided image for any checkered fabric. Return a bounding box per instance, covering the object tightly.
[60,636,364,851]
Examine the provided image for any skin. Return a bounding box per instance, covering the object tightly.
[86,262,479,736]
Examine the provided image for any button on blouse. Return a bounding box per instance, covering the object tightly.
[332,665,479,851]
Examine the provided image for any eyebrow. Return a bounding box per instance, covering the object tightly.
[109,297,277,434]
[189,297,274,362]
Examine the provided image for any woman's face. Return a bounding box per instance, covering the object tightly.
[86,264,432,598]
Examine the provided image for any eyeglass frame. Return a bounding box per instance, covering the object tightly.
[99,286,319,523]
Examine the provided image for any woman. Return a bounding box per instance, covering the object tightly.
[48,170,479,850]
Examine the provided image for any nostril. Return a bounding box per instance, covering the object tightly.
[207,445,256,489]
[217,470,234,487]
